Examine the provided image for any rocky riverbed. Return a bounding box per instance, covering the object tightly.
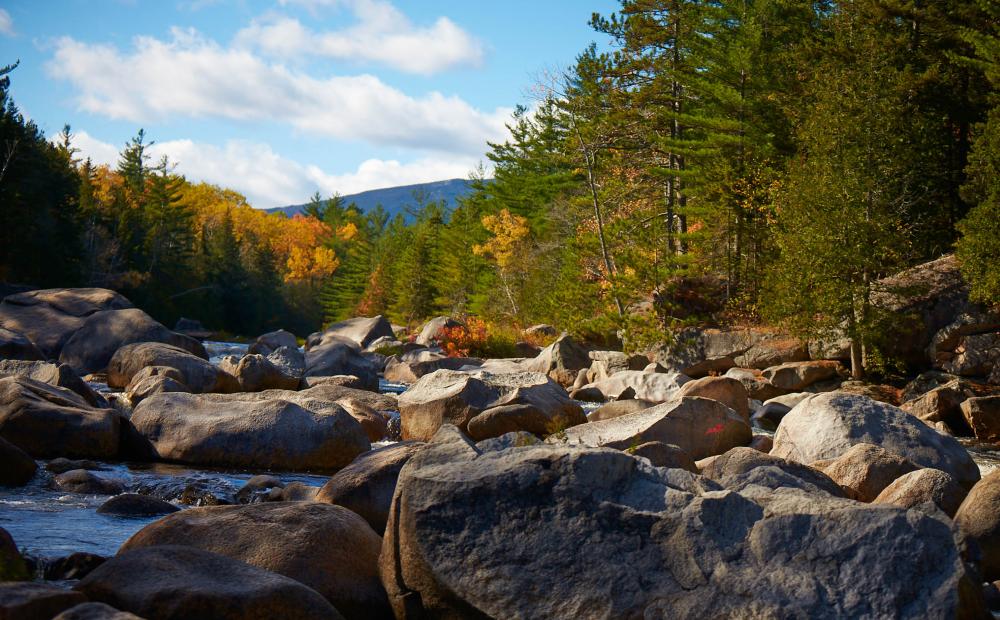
[2,282,1000,618]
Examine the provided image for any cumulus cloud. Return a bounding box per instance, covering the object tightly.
[46,27,509,154]
[0,9,15,37]
[235,0,484,75]
[70,131,479,209]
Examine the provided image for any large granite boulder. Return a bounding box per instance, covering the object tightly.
[0,582,87,620]
[0,376,119,459]
[901,379,978,435]
[761,360,846,391]
[59,308,206,375]
[414,316,463,346]
[108,342,238,393]
[379,426,980,619]
[317,442,423,533]
[579,370,691,402]
[308,316,394,351]
[304,343,380,391]
[648,327,806,377]
[75,545,343,620]
[130,391,370,471]
[555,397,751,461]
[120,502,388,619]
[961,396,1000,442]
[811,443,920,502]
[0,360,107,407]
[525,334,591,386]
[0,327,43,361]
[955,471,1000,581]
[675,375,750,421]
[248,329,298,356]
[218,354,300,392]
[0,288,133,359]
[698,447,844,497]
[771,392,980,488]
[382,351,481,384]
[874,468,966,517]
[397,369,585,441]
[0,436,36,486]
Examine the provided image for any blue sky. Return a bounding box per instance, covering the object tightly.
[0,0,617,207]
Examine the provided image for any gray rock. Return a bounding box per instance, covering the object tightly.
[555,396,751,461]
[414,316,463,346]
[771,392,980,488]
[0,436,36,486]
[59,308,206,375]
[304,343,380,391]
[380,425,978,619]
[75,545,343,620]
[762,360,845,390]
[961,396,1000,442]
[54,469,124,495]
[675,375,750,421]
[97,494,180,517]
[0,359,107,407]
[130,390,370,471]
[580,370,690,403]
[316,441,423,533]
[587,399,656,421]
[220,354,300,392]
[108,342,237,393]
[382,352,481,384]
[309,316,394,350]
[0,582,87,620]
[526,334,591,386]
[52,602,145,620]
[0,327,43,361]
[629,441,697,472]
[0,377,119,459]
[120,503,385,618]
[874,468,966,517]
[699,447,844,497]
[955,471,1000,581]
[398,369,585,441]
[812,443,919,501]
[248,329,298,356]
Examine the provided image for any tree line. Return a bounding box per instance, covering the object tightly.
[2,0,1000,378]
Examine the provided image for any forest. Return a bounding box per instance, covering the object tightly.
[2,0,999,377]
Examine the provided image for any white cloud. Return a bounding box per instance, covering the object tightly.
[70,131,479,209]
[235,1,484,75]
[0,10,15,37]
[46,28,509,155]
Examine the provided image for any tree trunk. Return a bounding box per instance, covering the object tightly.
[850,337,864,380]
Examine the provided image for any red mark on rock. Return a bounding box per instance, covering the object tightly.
[705,423,725,435]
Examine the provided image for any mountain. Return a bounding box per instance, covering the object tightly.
[266,178,479,220]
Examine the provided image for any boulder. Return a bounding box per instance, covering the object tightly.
[724,367,787,402]
[55,469,123,495]
[336,398,389,442]
[874,468,966,517]
[124,367,190,407]
[52,602,144,620]
[586,351,649,383]
[475,431,543,452]
[0,288,133,359]
[301,384,398,413]
[382,352,481,384]
[220,354,300,392]
[836,381,901,405]
[0,360,107,408]
[698,447,844,497]
[75,545,343,620]
[812,443,920,502]
[380,426,978,619]
[59,308,206,376]
[750,435,773,453]
[556,396,751,461]
[266,346,305,381]
[901,380,976,435]
[46,458,106,474]
[762,360,845,391]
[131,391,370,471]
[302,375,366,390]
[248,329,298,356]
[267,481,319,502]
[526,334,591,386]
[120,502,387,618]
[675,375,750,421]
[97,494,180,517]
[0,327,43,361]
[955,471,1000,581]
[902,370,964,403]
[304,343,379,391]
[942,332,1000,378]
[0,583,87,620]
[587,399,656,422]
[108,342,237,393]
[734,336,809,369]
[580,370,691,402]
[0,435,36,486]
[751,392,810,431]
[42,553,107,581]
[0,527,28,581]
[523,324,558,338]
[310,316,394,351]
[629,441,697,472]
[414,316,463,346]
[316,441,424,533]
[961,396,1000,442]
[771,392,980,488]
[397,370,585,441]
[0,376,119,459]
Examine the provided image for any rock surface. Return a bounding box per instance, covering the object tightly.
[97,494,180,517]
[961,396,1000,442]
[762,360,845,391]
[316,441,423,533]
[380,426,978,619]
[75,545,343,620]
[0,435,36,486]
[59,308,206,375]
[698,447,844,497]
[771,392,980,488]
[248,329,298,356]
[579,370,691,402]
[873,468,966,517]
[120,503,387,618]
[0,360,107,408]
[0,327,44,361]
[414,316,463,346]
[398,369,585,441]
[0,376,119,459]
[812,443,920,502]
[674,375,750,421]
[304,343,380,391]
[955,471,1000,581]
[309,316,394,351]
[0,288,133,359]
[0,582,87,620]
[130,390,370,471]
[555,396,751,461]
[108,342,236,392]
[51,602,145,620]
[526,334,591,386]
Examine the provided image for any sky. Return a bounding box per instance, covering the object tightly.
[0,0,617,208]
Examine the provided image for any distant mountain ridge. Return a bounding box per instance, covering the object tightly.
[267,178,479,220]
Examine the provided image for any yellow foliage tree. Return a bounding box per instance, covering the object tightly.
[473,208,531,316]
